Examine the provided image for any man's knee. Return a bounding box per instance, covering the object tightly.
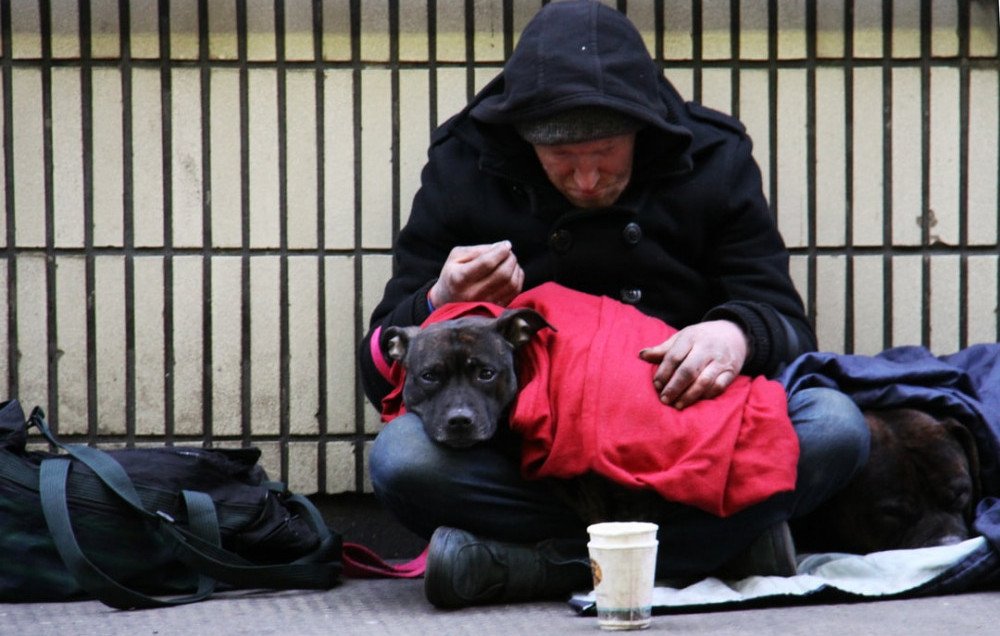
[790,388,869,457]
[370,413,443,495]
[788,387,871,509]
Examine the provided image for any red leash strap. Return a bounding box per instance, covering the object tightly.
[341,542,428,579]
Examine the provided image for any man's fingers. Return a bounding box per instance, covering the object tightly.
[493,262,525,306]
[437,241,523,306]
[455,241,514,279]
[479,240,514,265]
[656,360,696,404]
[447,244,488,264]
[671,367,736,410]
[451,240,510,260]
[649,336,690,393]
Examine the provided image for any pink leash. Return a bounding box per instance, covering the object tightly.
[341,542,428,579]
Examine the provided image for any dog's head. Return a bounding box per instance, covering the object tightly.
[383,308,551,448]
[817,408,980,554]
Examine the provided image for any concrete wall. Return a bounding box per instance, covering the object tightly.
[2,0,998,494]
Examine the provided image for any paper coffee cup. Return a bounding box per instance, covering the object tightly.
[587,522,659,631]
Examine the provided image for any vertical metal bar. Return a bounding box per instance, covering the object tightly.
[311,0,328,493]
[121,0,139,446]
[276,0,291,482]
[767,0,779,225]
[881,0,894,349]
[121,0,136,448]
[40,0,58,424]
[237,0,253,448]
[464,0,475,101]
[503,0,514,60]
[957,0,971,349]
[428,0,439,129]
[424,0,436,131]
[80,0,98,443]
[652,0,664,64]
[0,0,14,402]
[691,0,702,103]
[729,0,740,119]
[805,0,819,345]
[390,1,400,239]
[158,0,175,445]
[350,0,366,493]
[920,0,931,348]
[198,0,214,446]
[843,0,856,354]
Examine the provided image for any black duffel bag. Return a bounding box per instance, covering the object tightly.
[0,399,342,609]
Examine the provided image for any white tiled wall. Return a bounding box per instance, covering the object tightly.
[2,1,998,495]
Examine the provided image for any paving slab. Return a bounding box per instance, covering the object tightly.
[3,580,998,636]
[7,495,997,635]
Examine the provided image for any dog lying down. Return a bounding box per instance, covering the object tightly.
[793,407,980,554]
[383,307,664,523]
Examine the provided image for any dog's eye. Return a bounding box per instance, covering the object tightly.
[418,369,442,384]
[874,501,917,526]
[477,367,497,382]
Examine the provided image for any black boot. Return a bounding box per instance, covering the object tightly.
[424,527,592,609]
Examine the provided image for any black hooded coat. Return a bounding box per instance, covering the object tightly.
[359,0,815,407]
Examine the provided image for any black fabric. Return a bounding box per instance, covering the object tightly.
[0,399,342,607]
[469,0,689,144]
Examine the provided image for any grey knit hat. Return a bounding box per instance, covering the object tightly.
[514,106,643,145]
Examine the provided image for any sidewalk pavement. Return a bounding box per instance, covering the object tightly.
[4,580,998,636]
[5,494,998,635]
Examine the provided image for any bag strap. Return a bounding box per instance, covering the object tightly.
[30,408,340,609]
[30,409,151,519]
[40,458,219,609]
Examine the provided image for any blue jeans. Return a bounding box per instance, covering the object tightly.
[369,387,869,578]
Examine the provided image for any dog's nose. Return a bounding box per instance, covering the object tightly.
[446,408,475,431]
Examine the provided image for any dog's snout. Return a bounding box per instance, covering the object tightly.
[446,408,475,431]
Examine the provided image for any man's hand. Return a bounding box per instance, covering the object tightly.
[428,241,525,307]
[638,320,749,410]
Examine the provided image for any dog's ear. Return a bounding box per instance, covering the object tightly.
[495,308,554,349]
[383,325,422,362]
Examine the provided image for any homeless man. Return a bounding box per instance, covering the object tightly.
[357,0,870,609]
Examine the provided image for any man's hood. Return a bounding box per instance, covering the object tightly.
[469,0,691,155]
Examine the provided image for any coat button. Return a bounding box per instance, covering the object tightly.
[548,229,573,254]
[622,222,642,246]
[620,287,642,304]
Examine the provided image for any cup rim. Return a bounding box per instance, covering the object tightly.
[587,521,659,537]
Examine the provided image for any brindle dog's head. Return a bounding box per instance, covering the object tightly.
[383,309,551,448]
[798,408,980,554]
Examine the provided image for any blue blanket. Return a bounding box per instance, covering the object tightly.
[572,345,1000,614]
[779,344,1000,558]
[571,537,997,613]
